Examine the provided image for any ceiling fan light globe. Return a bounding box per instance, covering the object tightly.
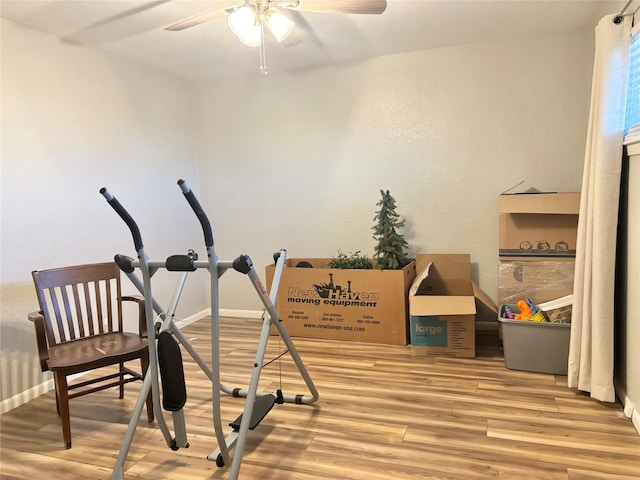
[266,11,294,42]
[238,29,262,47]
[228,6,257,37]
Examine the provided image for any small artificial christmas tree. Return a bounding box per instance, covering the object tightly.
[372,189,410,270]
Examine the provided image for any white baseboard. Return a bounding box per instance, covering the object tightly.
[623,396,640,436]
[219,309,263,319]
[173,308,211,327]
[0,379,54,414]
[0,371,87,415]
[174,308,263,327]
[632,409,640,436]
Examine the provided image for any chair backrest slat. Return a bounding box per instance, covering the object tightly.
[105,278,114,333]
[83,282,95,336]
[47,287,67,343]
[71,284,85,338]
[32,262,124,347]
[95,280,104,335]
[59,284,76,340]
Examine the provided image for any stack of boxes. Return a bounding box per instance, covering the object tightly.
[265,254,498,356]
[498,192,580,375]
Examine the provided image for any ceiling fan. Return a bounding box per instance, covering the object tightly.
[165,0,387,74]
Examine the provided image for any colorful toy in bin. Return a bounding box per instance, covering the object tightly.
[514,298,548,322]
[514,300,533,320]
[526,298,548,322]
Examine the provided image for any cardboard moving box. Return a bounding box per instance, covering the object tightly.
[265,258,416,345]
[409,254,497,358]
[498,259,575,305]
[499,192,580,258]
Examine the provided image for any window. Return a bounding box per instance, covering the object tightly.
[625,25,640,136]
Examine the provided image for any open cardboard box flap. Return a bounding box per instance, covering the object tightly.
[414,253,471,281]
[410,254,497,316]
[472,280,498,314]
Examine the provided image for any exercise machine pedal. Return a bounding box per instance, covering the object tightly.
[229,395,276,431]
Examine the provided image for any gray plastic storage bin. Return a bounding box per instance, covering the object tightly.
[499,305,570,375]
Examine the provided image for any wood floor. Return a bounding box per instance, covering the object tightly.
[1,316,639,479]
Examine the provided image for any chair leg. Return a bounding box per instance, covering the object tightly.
[54,376,60,416]
[119,362,125,399]
[54,371,72,449]
[141,353,154,423]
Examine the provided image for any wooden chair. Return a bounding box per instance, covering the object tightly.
[28,262,153,449]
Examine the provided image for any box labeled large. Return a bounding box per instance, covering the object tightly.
[265,258,416,345]
[409,254,497,358]
[499,192,580,258]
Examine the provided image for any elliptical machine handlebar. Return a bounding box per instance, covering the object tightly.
[177,179,214,247]
[100,187,144,252]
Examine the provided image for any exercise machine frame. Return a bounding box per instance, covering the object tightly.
[100,179,319,480]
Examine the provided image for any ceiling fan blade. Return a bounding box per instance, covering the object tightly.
[164,4,239,31]
[280,0,387,15]
[282,8,328,51]
[63,1,172,45]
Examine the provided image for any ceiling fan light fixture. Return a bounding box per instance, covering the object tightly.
[228,6,257,38]
[266,10,294,42]
[238,30,262,47]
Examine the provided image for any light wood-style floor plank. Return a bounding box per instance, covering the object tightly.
[1,316,639,479]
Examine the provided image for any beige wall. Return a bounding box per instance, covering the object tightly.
[0,19,205,408]
[192,28,595,311]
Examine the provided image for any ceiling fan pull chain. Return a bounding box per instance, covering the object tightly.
[259,23,268,75]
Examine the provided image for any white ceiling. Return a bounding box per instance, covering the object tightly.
[0,0,630,81]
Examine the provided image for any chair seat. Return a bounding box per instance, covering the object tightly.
[47,333,148,370]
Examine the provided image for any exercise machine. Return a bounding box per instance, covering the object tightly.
[100,179,319,479]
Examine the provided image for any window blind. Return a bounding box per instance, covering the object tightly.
[625,28,640,131]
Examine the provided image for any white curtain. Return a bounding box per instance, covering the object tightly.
[568,14,632,403]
